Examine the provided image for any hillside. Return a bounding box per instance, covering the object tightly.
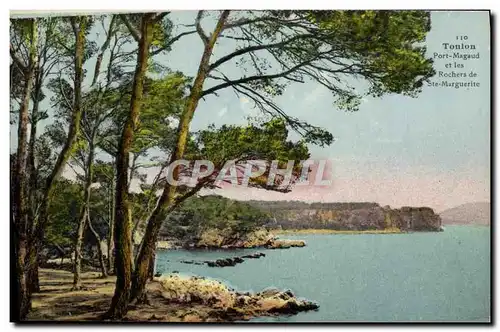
[155,198,443,249]
[247,201,442,232]
[439,202,490,225]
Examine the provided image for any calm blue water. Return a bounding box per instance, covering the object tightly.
[155,226,490,322]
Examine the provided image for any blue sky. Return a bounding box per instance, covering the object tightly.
[160,11,490,211]
[10,11,491,211]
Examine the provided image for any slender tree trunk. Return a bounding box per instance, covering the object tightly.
[73,141,95,289]
[130,164,167,257]
[130,10,230,304]
[105,14,154,320]
[148,251,155,281]
[26,244,40,294]
[31,16,87,295]
[87,213,108,277]
[72,210,88,289]
[26,77,42,295]
[12,18,37,321]
[14,233,30,321]
[107,178,115,273]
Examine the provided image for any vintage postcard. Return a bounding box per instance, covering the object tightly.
[10,9,491,323]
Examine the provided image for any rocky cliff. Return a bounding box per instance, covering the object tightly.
[156,201,443,250]
[247,201,442,232]
[177,228,306,249]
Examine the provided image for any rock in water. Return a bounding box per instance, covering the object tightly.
[242,252,266,259]
[267,239,306,249]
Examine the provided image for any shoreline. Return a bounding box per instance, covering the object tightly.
[157,237,307,251]
[28,269,318,322]
[272,228,404,235]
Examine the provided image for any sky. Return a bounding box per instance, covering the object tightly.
[160,10,491,211]
[10,10,491,212]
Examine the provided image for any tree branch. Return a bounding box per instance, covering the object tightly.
[10,45,27,73]
[119,14,140,42]
[150,30,197,56]
[91,15,116,87]
[201,55,320,97]
[153,12,170,23]
[195,10,209,46]
[208,33,313,72]
[58,75,73,110]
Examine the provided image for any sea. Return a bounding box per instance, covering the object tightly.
[155,225,491,322]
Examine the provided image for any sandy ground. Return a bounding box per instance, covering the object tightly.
[28,269,228,322]
[27,268,318,322]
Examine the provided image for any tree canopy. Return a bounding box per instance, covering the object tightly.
[10,10,436,321]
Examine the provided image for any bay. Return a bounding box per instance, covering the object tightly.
[155,226,490,322]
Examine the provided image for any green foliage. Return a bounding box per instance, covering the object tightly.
[135,72,190,154]
[95,72,190,158]
[45,179,83,247]
[306,10,435,98]
[163,195,270,240]
[10,11,438,267]
[44,177,115,249]
[93,160,115,188]
[186,118,310,190]
[203,9,435,133]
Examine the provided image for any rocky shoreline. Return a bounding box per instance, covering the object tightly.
[28,269,319,322]
[157,228,307,251]
[153,274,319,321]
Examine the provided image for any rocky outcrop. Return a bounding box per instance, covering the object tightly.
[267,239,306,249]
[180,252,267,268]
[242,252,267,259]
[156,274,319,321]
[206,257,245,267]
[157,241,177,250]
[389,206,442,231]
[249,201,442,232]
[181,228,308,250]
[191,228,275,249]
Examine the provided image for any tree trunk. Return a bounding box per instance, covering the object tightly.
[130,10,230,303]
[25,96,41,295]
[148,251,155,281]
[72,208,88,289]
[107,178,115,273]
[31,16,87,296]
[11,18,37,321]
[88,213,108,277]
[105,14,154,320]
[25,71,43,294]
[26,243,40,294]
[73,140,95,289]
[14,234,30,321]
[35,16,87,268]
